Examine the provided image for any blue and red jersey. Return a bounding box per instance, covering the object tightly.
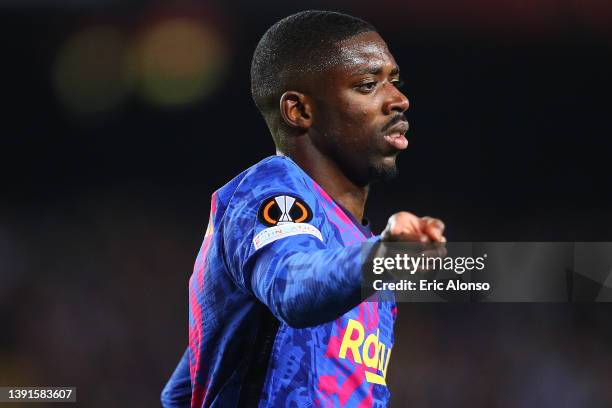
[162,155,396,407]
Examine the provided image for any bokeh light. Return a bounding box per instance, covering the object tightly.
[54,25,134,115]
[136,18,228,108]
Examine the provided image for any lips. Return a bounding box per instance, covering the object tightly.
[383,121,409,150]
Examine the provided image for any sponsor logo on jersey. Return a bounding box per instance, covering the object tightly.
[338,319,392,385]
[258,195,312,227]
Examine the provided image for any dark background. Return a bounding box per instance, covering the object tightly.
[2,0,612,406]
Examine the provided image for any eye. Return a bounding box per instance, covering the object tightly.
[356,81,377,93]
[391,79,405,89]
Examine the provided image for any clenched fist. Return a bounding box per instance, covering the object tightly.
[374,212,447,275]
[381,212,446,243]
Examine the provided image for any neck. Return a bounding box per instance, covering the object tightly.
[278,140,368,223]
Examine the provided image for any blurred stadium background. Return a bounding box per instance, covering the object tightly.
[2,0,612,406]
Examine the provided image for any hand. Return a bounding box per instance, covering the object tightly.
[381,212,446,243]
[377,212,447,276]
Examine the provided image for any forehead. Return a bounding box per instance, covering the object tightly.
[332,31,397,74]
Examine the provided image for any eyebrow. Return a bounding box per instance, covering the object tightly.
[351,65,400,77]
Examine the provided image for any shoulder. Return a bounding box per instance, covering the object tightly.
[219,156,327,281]
[221,156,325,246]
[226,156,316,215]
[239,155,310,193]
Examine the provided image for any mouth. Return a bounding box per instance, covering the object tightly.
[383,121,409,150]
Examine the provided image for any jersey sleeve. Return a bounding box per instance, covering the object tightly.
[247,233,379,328]
[161,348,191,408]
[222,159,379,328]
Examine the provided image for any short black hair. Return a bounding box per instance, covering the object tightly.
[250,10,377,126]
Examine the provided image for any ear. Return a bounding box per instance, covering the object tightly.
[279,91,312,129]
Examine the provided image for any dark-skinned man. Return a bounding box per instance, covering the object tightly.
[162,10,446,408]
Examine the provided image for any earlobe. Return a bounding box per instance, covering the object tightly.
[280,91,312,129]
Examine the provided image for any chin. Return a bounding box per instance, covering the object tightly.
[367,158,398,182]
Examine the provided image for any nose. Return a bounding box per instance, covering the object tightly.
[383,83,409,115]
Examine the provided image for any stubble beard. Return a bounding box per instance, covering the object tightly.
[364,132,401,183]
[367,156,399,183]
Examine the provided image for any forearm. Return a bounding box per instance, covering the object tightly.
[250,240,378,328]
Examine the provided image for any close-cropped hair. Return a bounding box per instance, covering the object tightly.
[250,10,377,119]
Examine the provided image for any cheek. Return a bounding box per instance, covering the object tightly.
[336,96,372,130]
[345,105,377,144]
[321,92,378,149]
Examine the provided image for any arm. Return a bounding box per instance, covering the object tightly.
[222,162,446,328]
[248,235,380,328]
[247,212,446,328]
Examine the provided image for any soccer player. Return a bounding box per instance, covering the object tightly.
[162,10,446,408]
